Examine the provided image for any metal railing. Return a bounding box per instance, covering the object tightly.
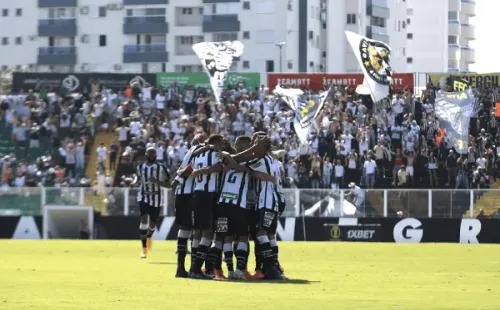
[123,44,166,53]
[38,46,76,55]
[1,187,499,219]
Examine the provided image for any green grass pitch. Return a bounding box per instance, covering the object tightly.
[1,241,499,310]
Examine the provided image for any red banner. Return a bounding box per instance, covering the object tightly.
[266,73,414,91]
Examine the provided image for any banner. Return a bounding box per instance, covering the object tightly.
[345,31,393,102]
[0,216,42,239]
[267,73,413,92]
[449,76,470,91]
[434,89,476,154]
[274,85,330,143]
[156,72,260,90]
[192,41,244,104]
[12,73,156,93]
[429,73,500,89]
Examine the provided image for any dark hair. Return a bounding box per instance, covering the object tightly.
[207,134,224,145]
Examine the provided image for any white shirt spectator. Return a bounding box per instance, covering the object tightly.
[14,175,25,187]
[476,157,487,169]
[117,126,129,142]
[323,161,333,176]
[335,164,345,177]
[392,97,405,114]
[364,159,377,174]
[286,162,296,178]
[96,146,107,163]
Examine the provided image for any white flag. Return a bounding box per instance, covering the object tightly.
[192,41,244,104]
[345,31,392,102]
[274,85,331,144]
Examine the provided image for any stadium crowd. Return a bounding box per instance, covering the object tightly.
[1,78,499,195]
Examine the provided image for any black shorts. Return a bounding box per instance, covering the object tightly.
[139,201,161,222]
[216,203,248,236]
[258,208,278,234]
[174,194,193,228]
[192,191,217,230]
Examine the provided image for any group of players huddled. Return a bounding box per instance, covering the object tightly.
[134,132,287,280]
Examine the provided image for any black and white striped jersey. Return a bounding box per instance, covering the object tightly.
[192,150,223,193]
[274,160,285,204]
[136,162,169,207]
[248,155,277,211]
[175,144,203,195]
[218,164,250,209]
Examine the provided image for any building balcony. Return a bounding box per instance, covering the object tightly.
[448,44,461,60]
[124,0,168,4]
[366,0,390,19]
[461,0,476,16]
[202,14,240,32]
[461,23,476,40]
[123,44,169,63]
[37,47,77,65]
[448,20,461,36]
[366,25,389,44]
[461,46,476,64]
[38,0,77,7]
[38,19,77,37]
[123,16,169,34]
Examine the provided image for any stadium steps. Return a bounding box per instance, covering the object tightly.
[464,180,500,217]
[84,132,115,215]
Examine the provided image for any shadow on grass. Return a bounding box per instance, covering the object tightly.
[148,262,176,265]
[221,279,317,285]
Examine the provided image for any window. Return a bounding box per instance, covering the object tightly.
[180,36,194,44]
[407,33,413,39]
[243,1,250,9]
[346,13,356,25]
[448,11,458,20]
[181,65,192,72]
[213,32,238,41]
[309,61,314,68]
[243,31,250,39]
[99,6,107,17]
[371,16,385,27]
[402,21,406,29]
[2,9,8,17]
[15,8,21,16]
[209,3,239,15]
[182,8,192,14]
[406,57,413,64]
[288,1,292,11]
[322,51,326,57]
[15,37,21,45]
[322,22,326,29]
[142,63,149,73]
[407,18,410,25]
[1,37,8,45]
[50,8,76,18]
[402,47,406,57]
[128,8,166,16]
[242,60,250,69]
[308,30,313,39]
[407,8,413,15]
[448,35,458,44]
[196,65,204,72]
[99,35,107,47]
[256,30,274,43]
[161,63,166,72]
[198,7,203,14]
[266,60,274,72]
[287,60,293,70]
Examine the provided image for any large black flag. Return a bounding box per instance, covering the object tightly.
[434,89,476,154]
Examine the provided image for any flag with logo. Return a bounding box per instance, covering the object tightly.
[448,76,470,91]
[274,85,331,144]
[192,41,244,104]
[434,89,476,154]
[344,31,392,103]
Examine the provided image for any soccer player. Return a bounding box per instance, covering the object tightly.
[217,136,275,279]
[173,133,206,278]
[189,135,226,279]
[246,132,285,280]
[133,147,170,259]
[270,155,286,276]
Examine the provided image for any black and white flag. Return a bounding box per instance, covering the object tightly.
[345,31,392,102]
[192,41,244,104]
[435,89,476,154]
[274,85,331,144]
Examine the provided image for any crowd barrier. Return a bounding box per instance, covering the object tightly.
[0,187,497,219]
[11,71,500,94]
[0,187,499,243]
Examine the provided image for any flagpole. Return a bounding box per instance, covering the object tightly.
[276,42,286,73]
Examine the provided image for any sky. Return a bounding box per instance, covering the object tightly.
[469,0,498,73]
